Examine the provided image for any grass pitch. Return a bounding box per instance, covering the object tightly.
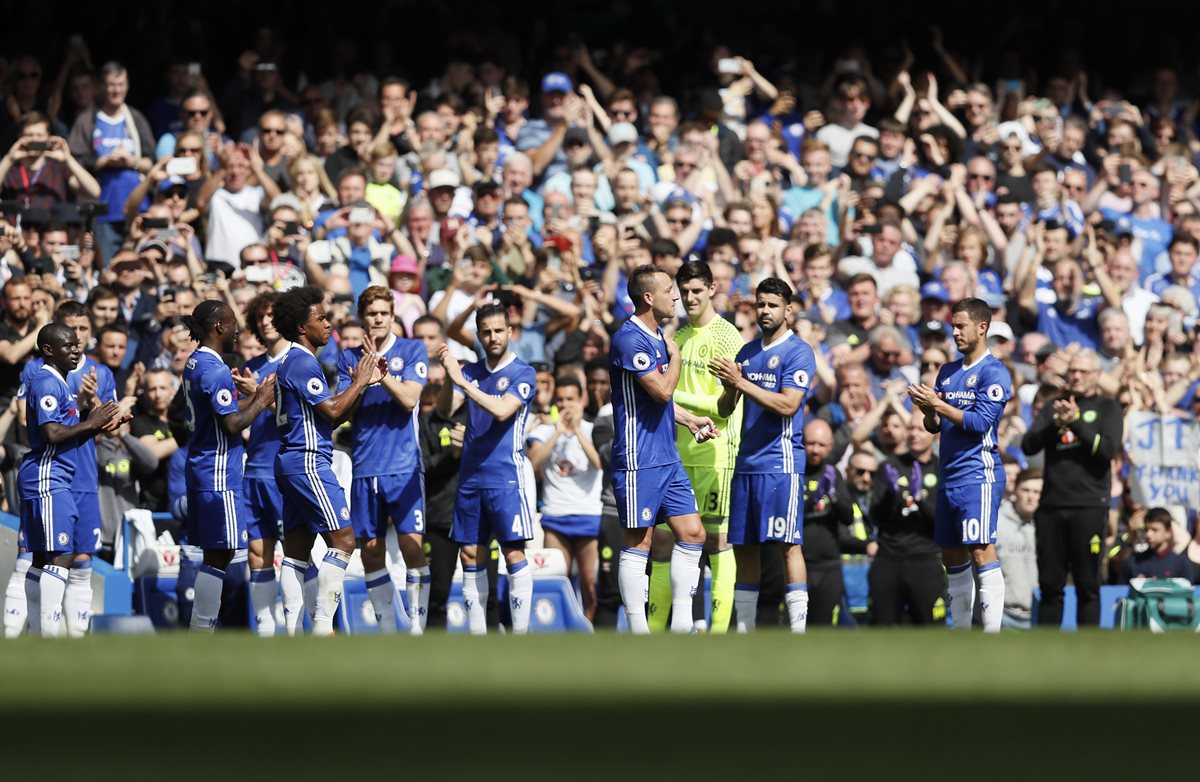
[3,630,1196,778]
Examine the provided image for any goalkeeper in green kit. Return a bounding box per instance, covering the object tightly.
[647,260,745,633]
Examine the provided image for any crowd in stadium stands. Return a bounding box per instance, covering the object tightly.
[2,25,1200,634]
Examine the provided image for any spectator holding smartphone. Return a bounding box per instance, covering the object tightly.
[0,112,100,210]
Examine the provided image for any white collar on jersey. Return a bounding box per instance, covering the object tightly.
[376,333,396,354]
[630,314,663,340]
[268,341,292,362]
[291,343,315,358]
[41,364,66,384]
[484,352,516,374]
[197,345,222,359]
[761,330,793,351]
[962,350,993,371]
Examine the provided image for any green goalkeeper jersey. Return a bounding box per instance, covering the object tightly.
[673,314,744,470]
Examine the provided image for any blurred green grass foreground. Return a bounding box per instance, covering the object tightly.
[2,631,1197,779]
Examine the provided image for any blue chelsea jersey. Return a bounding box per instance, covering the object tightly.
[242,346,288,480]
[337,334,428,477]
[934,352,1011,489]
[183,347,242,492]
[19,355,117,493]
[274,344,335,476]
[458,354,536,488]
[608,317,679,472]
[19,365,80,498]
[734,332,815,474]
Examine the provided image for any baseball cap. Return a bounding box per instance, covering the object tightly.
[136,238,171,260]
[389,253,419,275]
[795,311,826,327]
[563,127,590,147]
[979,289,1007,309]
[1034,342,1060,362]
[662,188,694,209]
[920,281,949,303]
[110,251,145,269]
[472,179,502,197]
[987,321,1015,342]
[541,72,573,94]
[158,176,189,194]
[920,320,948,340]
[608,122,638,146]
[427,169,460,191]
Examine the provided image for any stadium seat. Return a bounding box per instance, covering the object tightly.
[91,614,156,635]
[336,577,413,634]
[135,575,181,629]
[496,574,593,632]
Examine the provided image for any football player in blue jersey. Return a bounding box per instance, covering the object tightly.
[12,301,123,637]
[180,301,277,632]
[712,278,817,633]
[19,323,120,637]
[242,292,290,636]
[608,265,717,634]
[339,286,430,634]
[436,300,537,635]
[907,297,1012,632]
[272,286,387,636]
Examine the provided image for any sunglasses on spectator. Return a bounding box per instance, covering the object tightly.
[851,466,875,476]
[850,150,875,160]
[176,146,203,154]
[610,109,635,118]
[968,173,994,181]
[260,127,285,135]
[878,350,901,359]
[667,217,691,226]
[243,255,270,265]
[185,108,211,117]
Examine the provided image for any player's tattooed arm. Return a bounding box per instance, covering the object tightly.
[711,356,802,417]
[437,344,523,421]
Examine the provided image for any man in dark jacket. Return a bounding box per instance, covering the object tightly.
[869,416,946,625]
[1021,348,1122,626]
[418,384,498,628]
